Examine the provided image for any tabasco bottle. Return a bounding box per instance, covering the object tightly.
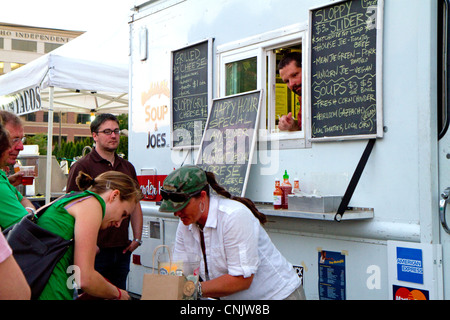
[273,179,282,210]
[281,170,292,209]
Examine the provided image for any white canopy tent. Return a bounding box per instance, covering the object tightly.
[0,23,129,203]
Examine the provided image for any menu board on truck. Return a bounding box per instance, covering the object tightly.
[309,0,384,141]
[196,90,262,197]
[171,39,213,149]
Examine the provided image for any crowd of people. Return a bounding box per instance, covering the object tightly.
[0,52,305,301]
[0,111,142,300]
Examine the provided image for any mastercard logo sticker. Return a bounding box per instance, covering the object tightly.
[393,286,429,300]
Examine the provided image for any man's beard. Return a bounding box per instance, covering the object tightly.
[292,84,302,95]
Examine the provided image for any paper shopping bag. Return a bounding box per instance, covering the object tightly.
[140,245,187,300]
[141,273,186,300]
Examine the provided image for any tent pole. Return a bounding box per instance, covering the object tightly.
[45,86,54,204]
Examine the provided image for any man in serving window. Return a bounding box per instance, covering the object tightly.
[278,52,302,132]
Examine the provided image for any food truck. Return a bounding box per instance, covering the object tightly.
[126,0,450,300]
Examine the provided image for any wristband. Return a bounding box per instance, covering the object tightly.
[116,286,122,300]
[25,207,36,215]
[197,281,203,299]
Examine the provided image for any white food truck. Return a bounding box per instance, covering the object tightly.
[126,0,450,300]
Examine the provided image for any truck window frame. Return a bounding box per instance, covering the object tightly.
[217,23,310,149]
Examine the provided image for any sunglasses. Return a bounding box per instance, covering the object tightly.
[160,188,202,203]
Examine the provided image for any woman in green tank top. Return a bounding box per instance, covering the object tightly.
[37,170,142,300]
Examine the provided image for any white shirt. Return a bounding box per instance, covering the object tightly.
[174,195,301,300]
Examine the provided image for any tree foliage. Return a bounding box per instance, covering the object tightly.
[25,114,129,165]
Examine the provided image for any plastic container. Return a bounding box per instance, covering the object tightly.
[152,245,201,300]
[20,165,35,185]
[172,252,201,300]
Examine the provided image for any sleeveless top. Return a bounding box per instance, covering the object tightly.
[37,191,106,300]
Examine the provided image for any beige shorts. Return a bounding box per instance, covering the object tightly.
[284,285,306,300]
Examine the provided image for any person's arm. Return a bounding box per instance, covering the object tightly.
[0,255,31,300]
[201,274,254,298]
[0,231,30,300]
[7,171,24,187]
[0,179,29,229]
[201,207,259,298]
[66,162,83,192]
[278,112,301,131]
[123,203,143,253]
[123,165,143,253]
[70,197,129,299]
[21,197,36,211]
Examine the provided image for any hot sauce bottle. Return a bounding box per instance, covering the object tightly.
[273,179,282,210]
[281,170,292,209]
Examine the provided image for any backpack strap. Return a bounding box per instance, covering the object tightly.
[34,192,82,219]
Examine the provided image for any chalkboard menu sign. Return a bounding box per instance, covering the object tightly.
[309,0,383,140]
[172,39,212,148]
[196,90,262,197]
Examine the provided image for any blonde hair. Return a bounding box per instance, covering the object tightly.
[76,171,143,203]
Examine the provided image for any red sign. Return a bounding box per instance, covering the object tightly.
[137,175,167,202]
[393,285,429,300]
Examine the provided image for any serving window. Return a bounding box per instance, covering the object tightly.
[225,57,257,96]
[217,25,310,149]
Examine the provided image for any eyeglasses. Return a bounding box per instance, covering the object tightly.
[11,137,25,146]
[96,129,120,135]
[160,189,202,203]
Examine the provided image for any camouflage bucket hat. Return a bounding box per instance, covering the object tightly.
[159,165,208,212]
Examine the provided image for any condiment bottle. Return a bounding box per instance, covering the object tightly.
[273,179,282,210]
[293,178,301,194]
[281,170,292,209]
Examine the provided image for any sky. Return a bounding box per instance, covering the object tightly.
[0,0,137,32]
